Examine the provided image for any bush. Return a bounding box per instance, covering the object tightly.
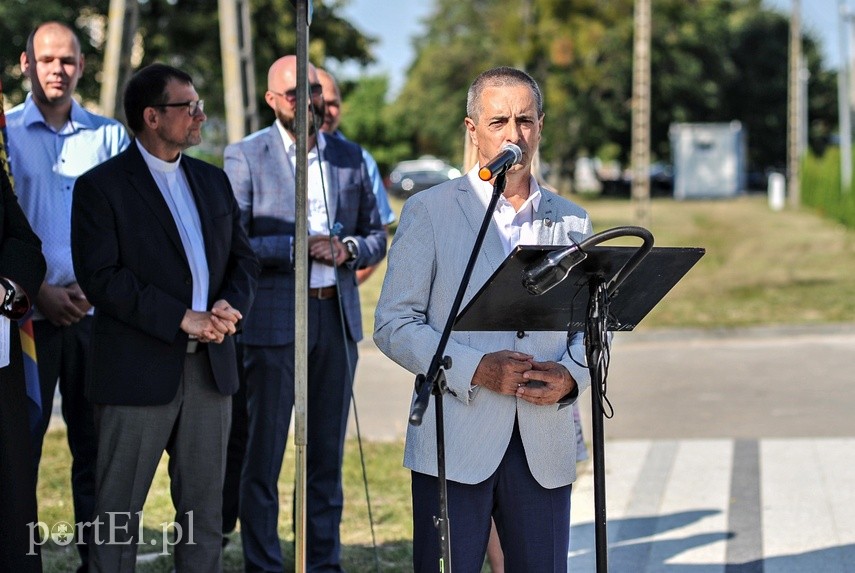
[802,147,855,228]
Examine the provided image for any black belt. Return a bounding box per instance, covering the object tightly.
[186,339,207,353]
[308,286,337,300]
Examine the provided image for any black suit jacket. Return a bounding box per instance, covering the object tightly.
[0,168,45,313]
[0,168,45,573]
[71,142,259,406]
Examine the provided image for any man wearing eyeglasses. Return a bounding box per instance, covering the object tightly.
[5,20,129,572]
[223,55,386,572]
[70,63,259,572]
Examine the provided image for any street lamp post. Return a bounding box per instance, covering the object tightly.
[788,0,802,207]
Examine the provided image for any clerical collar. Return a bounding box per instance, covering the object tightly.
[136,139,182,174]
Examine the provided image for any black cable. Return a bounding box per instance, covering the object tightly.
[587,283,614,420]
[564,225,653,419]
[310,103,382,572]
[567,282,589,371]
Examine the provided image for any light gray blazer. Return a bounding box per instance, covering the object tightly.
[374,172,594,489]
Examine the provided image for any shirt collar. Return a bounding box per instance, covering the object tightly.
[466,164,542,213]
[275,120,326,155]
[21,93,98,133]
[136,138,183,174]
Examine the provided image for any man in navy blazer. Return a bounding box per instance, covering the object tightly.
[71,63,259,572]
[224,55,386,572]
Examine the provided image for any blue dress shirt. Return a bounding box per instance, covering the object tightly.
[5,95,129,308]
[333,130,396,225]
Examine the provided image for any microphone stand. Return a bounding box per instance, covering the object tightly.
[575,226,653,573]
[409,172,508,573]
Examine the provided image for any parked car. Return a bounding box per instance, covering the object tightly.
[387,156,462,198]
[599,162,674,197]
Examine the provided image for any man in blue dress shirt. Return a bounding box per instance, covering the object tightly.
[317,68,395,284]
[5,21,129,571]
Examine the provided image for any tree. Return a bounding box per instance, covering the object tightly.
[392,0,838,183]
[335,74,409,174]
[0,1,110,106]
[385,0,502,166]
[132,0,377,126]
[0,0,378,126]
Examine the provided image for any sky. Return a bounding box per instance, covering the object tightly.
[339,0,433,97]
[339,0,844,98]
[767,0,843,69]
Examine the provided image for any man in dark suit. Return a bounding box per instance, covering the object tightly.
[0,167,46,573]
[223,55,386,572]
[70,63,259,572]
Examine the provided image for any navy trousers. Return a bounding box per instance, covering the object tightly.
[239,297,356,572]
[412,419,572,573]
[32,317,98,571]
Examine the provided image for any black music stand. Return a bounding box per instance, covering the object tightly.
[455,243,705,572]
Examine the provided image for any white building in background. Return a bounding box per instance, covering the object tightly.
[670,121,747,200]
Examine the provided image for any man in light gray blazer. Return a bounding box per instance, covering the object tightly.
[374,66,593,572]
[224,55,386,572]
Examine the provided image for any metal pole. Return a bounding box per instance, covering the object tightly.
[847,6,855,193]
[838,0,852,193]
[788,0,803,207]
[219,0,243,142]
[631,0,652,228]
[218,0,259,142]
[100,0,138,121]
[100,0,124,117]
[293,1,311,571]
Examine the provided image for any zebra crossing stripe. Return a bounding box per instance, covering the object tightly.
[569,439,855,571]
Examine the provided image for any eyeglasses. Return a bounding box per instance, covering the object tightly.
[272,83,323,103]
[152,100,205,117]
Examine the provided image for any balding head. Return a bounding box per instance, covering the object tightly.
[20,21,84,120]
[26,21,81,61]
[267,55,318,95]
[264,55,325,138]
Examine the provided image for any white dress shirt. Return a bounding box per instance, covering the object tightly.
[136,140,210,311]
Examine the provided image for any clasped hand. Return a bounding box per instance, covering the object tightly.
[180,299,242,344]
[472,350,576,406]
[308,235,348,267]
[37,282,92,327]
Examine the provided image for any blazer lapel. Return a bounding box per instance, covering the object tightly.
[265,125,297,220]
[324,145,342,228]
[533,188,558,245]
[123,143,188,264]
[456,178,506,275]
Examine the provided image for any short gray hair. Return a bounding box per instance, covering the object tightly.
[466,66,543,122]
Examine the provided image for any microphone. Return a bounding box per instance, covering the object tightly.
[478,143,523,181]
[523,245,588,296]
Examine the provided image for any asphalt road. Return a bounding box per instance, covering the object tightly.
[349,322,855,442]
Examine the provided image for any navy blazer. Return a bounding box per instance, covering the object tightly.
[71,142,259,406]
[224,126,386,345]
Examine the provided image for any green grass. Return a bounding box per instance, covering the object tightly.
[40,191,855,571]
[39,432,413,572]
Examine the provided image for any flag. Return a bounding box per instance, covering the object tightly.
[18,318,42,434]
[0,78,42,433]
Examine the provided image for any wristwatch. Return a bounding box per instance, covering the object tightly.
[342,237,359,262]
[0,276,16,312]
